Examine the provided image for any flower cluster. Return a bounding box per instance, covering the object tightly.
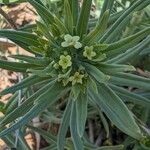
[53,34,98,86]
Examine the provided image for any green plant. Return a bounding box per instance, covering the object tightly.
[0,0,150,149]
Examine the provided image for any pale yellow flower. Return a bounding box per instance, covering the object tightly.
[83,46,96,60]
[59,55,72,69]
[61,34,82,49]
[69,72,84,85]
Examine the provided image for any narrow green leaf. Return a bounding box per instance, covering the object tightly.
[17,131,31,150]
[89,84,143,140]
[107,36,150,64]
[2,135,15,148]
[96,145,124,150]
[4,93,18,111]
[64,0,73,34]
[9,55,50,66]
[27,0,54,26]
[0,103,48,138]
[77,0,92,37]
[0,29,39,47]
[0,79,55,128]
[41,144,57,150]
[69,0,79,26]
[100,0,115,18]
[99,0,150,43]
[18,23,37,32]
[2,132,30,150]
[109,73,150,90]
[83,10,109,45]
[71,84,81,100]
[34,82,67,104]
[99,63,136,74]
[108,10,124,25]
[0,59,37,72]
[57,97,72,150]
[88,77,98,94]
[27,125,57,143]
[27,61,57,78]
[76,92,88,137]
[84,63,110,83]
[0,82,65,137]
[13,40,37,54]
[29,46,45,55]
[83,135,97,149]
[0,102,5,113]
[70,101,84,150]
[54,16,68,34]
[98,110,110,138]
[0,75,47,96]
[109,84,150,107]
[105,28,150,52]
[36,21,56,45]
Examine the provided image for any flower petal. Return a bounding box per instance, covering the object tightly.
[64,34,72,41]
[61,42,69,47]
[73,36,80,42]
[74,42,82,49]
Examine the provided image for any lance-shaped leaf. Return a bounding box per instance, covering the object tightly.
[5,97,18,115]
[2,131,30,150]
[84,63,110,83]
[36,21,57,45]
[0,79,55,128]
[69,0,79,26]
[0,29,39,47]
[89,84,143,140]
[109,84,150,107]
[108,10,124,25]
[54,16,68,34]
[100,0,115,18]
[64,0,73,34]
[0,59,37,72]
[9,55,50,66]
[27,0,54,26]
[57,97,72,150]
[99,0,150,43]
[0,75,47,96]
[40,145,57,150]
[77,0,92,37]
[18,23,37,32]
[105,27,150,56]
[70,101,84,150]
[95,145,124,150]
[27,125,57,143]
[4,93,18,112]
[109,73,150,90]
[83,10,109,45]
[99,63,135,74]
[76,91,88,137]
[107,36,150,64]
[0,82,65,137]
